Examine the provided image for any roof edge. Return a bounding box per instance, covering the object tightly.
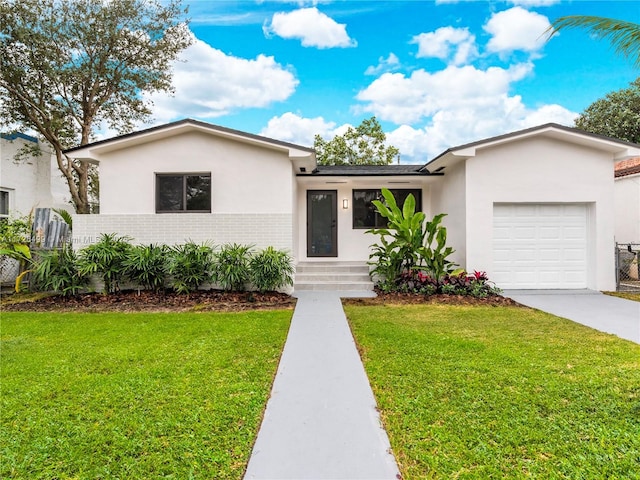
[63,118,315,155]
[422,123,640,170]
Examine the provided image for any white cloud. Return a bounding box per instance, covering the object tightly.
[484,7,551,54]
[145,36,298,123]
[259,112,342,146]
[385,101,576,163]
[356,61,577,162]
[412,27,478,65]
[519,104,578,127]
[356,63,533,124]
[509,0,560,6]
[263,7,356,48]
[365,53,401,75]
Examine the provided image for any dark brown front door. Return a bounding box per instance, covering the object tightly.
[307,190,337,257]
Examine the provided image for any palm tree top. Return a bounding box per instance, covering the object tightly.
[546,15,640,68]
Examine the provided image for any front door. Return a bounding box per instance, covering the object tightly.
[307,190,337,257]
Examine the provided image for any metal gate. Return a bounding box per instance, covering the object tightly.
[616,243,640,291]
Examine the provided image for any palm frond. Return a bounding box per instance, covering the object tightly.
[545,16,640,68]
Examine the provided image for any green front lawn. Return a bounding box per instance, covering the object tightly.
[605,291,640,302]
[347,304,640,479]
[1,311,291,479]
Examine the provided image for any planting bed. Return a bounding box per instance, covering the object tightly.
[1,289,296,312]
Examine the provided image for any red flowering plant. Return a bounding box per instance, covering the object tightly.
[392,268,501,298]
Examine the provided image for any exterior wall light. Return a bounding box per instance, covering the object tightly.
[343,198,349,209]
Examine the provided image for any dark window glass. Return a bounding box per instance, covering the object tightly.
[186,175,211,211]
[0,191,9,216]
[352,189,422,229]
[156,174,211,213]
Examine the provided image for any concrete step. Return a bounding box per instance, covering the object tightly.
[294,280,375,291]
[296,262,370,274]
[295,272,371,283]
[294,261,374,292]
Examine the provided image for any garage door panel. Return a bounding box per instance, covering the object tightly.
[493,203,588,289]
[539,226,560,239]
[539,248,561,261]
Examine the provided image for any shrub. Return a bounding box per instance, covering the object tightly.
[78,233,132,294]
[212,243,253,292]
[166,242,214,294]
[249,247,294,293]
[32,246,88,296]
[367,188,457,290]
[0,216,33,292]
[393,269,502,297]
[367,188,426,284]
[123,244,168,292]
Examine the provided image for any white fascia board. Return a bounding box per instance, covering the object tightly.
[425,151,473,172]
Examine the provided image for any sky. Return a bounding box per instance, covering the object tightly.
[140,0,639,163]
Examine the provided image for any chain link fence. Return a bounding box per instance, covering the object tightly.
[616,243,640,292]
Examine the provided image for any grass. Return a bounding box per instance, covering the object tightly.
[346,304,640,479]
[1,311,291,479]
[605,291,640,302]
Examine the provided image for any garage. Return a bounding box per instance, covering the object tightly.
[493,203,588,289]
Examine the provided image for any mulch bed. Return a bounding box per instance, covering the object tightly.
[343,290,520,307]
[2,288,520,313]
[1,289,297,313]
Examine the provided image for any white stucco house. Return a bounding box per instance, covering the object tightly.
[66,119,640,292]
[614,158,640,244]
[0,132,70,219]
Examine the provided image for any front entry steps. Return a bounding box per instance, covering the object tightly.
[294,261,375,292]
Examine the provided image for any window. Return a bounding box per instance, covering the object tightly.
[0,190,9,220]
[156,173,211,213]
[352,189,422,229]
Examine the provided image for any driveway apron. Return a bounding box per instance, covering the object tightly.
[505,290,640,344]
[244,291,400,480]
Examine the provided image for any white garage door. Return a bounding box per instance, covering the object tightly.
[493,204,588,289]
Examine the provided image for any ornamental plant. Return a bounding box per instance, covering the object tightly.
[366,188,458,290]
[78,233,132,294]
[366,188,426,286]
[0,215,34,292]
[165,242,214,294]
[31,246,88,296]
[123,244,168,292]
[249,246,294,293]
[212,243,253,292]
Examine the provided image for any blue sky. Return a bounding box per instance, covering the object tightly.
[142,0,639,163]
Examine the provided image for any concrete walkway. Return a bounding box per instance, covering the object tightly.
[244,291,400,480]
[504,290,640,344]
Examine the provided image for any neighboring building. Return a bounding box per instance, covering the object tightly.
[614,157,640,244]
[0,133,70,219]
[66,120,640,291]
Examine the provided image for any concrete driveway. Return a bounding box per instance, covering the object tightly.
[504,290,640,344]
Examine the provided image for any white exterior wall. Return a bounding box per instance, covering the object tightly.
[0,136,69,216]
[429,162,467,268]
[75,130,297,252]
[99,131,294,214]
[463,137,616,291]
[614,173,640,243]
[296,179,434,262]
[73,213,293,251]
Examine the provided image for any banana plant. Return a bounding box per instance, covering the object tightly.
[366,188,458,288]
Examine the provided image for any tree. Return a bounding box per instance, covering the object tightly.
[314,116,400,166]
[574,78,640,144]
[546,16,640,68]
[0,0,192,213]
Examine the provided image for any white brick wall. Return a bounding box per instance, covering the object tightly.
[73,213,294,251]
